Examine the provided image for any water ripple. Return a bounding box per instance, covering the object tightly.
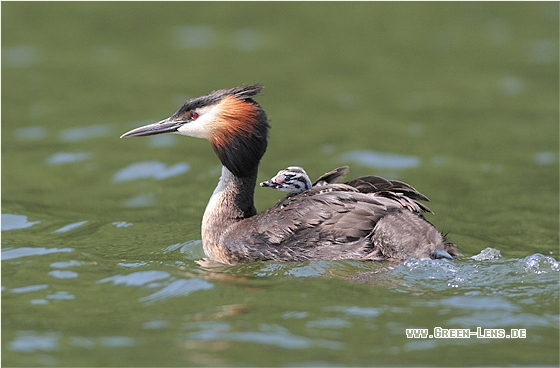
[10,284,49,294]
[139,278,214,303]
[15,126,47,141]
[46,152,92,165]
[339,150,420,169]
[164,240,205,260]
[2,247,73,261]
[97,271,171,287]
[113,161,190,182]
[47,291,75,300]
[48,270,79,279]
[2,45,39,67]
[9,331,59,353]
[446,310,555,328]
[59,124,113,142]
[173,25,216,49]
[52,221,89,233]
[186,323,342,350]
[1,214,41,231]
[534,151,556,165]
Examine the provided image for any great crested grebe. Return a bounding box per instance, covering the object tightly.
[121,85,457,264]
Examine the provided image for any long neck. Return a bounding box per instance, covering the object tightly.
[201,165,258,262]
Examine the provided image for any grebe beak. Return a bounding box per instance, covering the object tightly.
[120,118,184,138]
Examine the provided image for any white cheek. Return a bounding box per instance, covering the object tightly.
[176,104,220,139]
[176,119,209,139]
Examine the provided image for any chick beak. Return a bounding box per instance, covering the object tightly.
[120,118,184,138]
[259,180,281,189]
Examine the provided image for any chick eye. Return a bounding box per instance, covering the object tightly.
[191,112,199,120]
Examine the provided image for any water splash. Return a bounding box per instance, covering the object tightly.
[471,247,501,261]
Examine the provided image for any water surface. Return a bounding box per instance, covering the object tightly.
[2,2,558,366]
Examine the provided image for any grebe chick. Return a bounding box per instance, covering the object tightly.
[120,85,457,264]
[260,166,312,194]
[260,166,348,195]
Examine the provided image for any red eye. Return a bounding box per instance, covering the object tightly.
[191,112,199,120]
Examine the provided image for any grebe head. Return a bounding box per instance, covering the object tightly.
[120,85,269,177]
[260,166,312,194]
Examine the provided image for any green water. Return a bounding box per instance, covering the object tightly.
[2,2,559,366]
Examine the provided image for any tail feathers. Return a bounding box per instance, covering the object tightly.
[346,176,430,202]
[368,210,458,261]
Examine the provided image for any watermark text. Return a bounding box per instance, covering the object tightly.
[406,327,526,339]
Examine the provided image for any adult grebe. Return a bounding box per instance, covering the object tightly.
[121,85,457,264]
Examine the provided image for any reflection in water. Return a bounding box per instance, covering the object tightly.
[2,45,38,67]
[139,278,214,303]
[534,151,556,165]
[47,291,75,300]
[50,260,83,268]
[48,270,78,279]
[91,45,121,64]
[173,25,217,49]
[499,76,524,97]
[124,193,156,208]
[148,134,176,148]
[529,39,559,64]
[10,284,49,294]
[9,331,59,353]
[46,152,92,165]
[15,126,46,141]
[113,161,190,182]
[142,320,170,329]
[98,336,135,347]
[1,247,73,261]
[52,220,89,233]
[1,214,41,231]
[97,270,171,287]
[59,124,113,142]
[233,28,263,51]
[339,150,420,169]
[112,222,133,228]
[185,322,342,350]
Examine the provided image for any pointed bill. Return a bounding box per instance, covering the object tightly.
[120,118,184,138]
